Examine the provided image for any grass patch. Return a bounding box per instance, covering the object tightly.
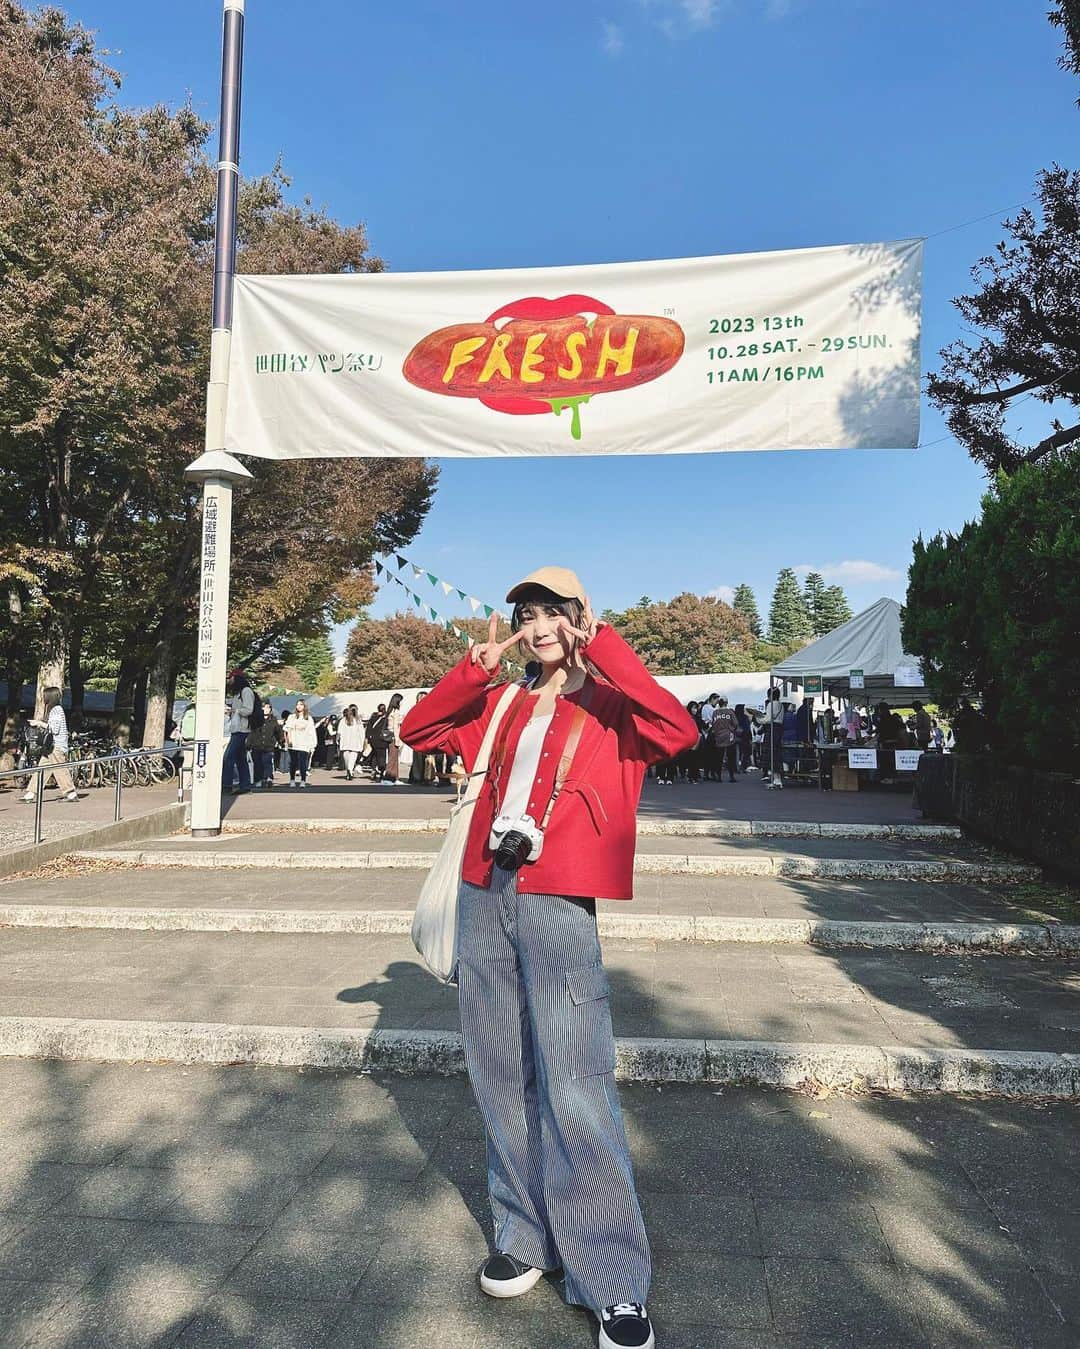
[1009,881,1080,925]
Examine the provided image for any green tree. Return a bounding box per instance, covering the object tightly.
[279,634,336,691]
[768,569,812,644]
[601,593,754,675]
[731,583,762,638]
[342,612,508,690]
[801,572,826,635]
[816,585,853,633]
[903,453,1080,769]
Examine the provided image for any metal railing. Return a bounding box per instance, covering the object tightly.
[0,745,189,847]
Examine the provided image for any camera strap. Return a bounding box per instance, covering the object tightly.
[539,682,593,829]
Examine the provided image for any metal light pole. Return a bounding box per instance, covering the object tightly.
[185,0,253,837]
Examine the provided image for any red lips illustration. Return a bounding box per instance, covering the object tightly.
[402,293,685,440]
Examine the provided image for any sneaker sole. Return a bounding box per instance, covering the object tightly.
[479,1266,544,1299]
[599,1324,655,1349]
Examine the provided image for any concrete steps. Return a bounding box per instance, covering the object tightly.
[1,926,1077,1096]
[223,815,965,841]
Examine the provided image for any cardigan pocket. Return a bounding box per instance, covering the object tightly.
[564,962,617,1079]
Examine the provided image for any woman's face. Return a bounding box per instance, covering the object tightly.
[516,603,574,667]
[296,701,307,717]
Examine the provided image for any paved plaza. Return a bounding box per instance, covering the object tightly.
[0,770,1077,1343]
[0,1060,1078,1348]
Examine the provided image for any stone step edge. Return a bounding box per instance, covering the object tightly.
[73,849,1041,883]
[1,1017,1074,1097]
[223,817,964,841]
[1,904,1074,954]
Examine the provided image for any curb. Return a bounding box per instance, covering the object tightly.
[222,817,964,842]
[0,802,189,881]
[73,848,1040,884]
[0,904,1074,955]
[0,1016,1075,1097]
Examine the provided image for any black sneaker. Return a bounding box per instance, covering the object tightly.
[599,1303,654,1349]
[479,1252,544,1299]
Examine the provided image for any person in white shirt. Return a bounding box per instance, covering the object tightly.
[20,686,78,803]
[283,700,317,787]
[337,706,365,780]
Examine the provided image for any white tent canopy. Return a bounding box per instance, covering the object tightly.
[772,597,927,704]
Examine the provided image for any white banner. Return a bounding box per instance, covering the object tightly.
[224,240,922,459]
[848,748,879,769]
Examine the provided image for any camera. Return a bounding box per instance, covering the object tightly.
[489,813,545,871]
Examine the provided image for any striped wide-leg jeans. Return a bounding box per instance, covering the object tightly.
[456,865,651,1313]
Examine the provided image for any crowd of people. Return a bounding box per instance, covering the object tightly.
[219,676,458,795]
[217,668,970,798]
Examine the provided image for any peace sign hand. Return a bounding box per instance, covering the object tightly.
[555,595,601,647]
[470,613,530,675]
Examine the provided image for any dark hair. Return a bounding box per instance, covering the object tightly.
[229,670,250,696]
[43,685,63,712]
[388,692,403,711]
[510,586,584,633]
[768,687,780,700]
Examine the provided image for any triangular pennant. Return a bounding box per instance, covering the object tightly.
[412,565,424,580]
[469,597,482,614]
[452,625,462,638]
[457,589,468,601]
[412,592,422,607]
[427,572,438,587]
[440,581,454,596]
[374,560,384,576]
[483,605,494,619]
[395,554,408,570]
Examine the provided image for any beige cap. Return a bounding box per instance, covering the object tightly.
[505,566,586,605]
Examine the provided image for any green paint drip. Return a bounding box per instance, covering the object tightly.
[548,395,591,441]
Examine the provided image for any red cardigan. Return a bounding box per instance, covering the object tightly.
[400,624,699,900]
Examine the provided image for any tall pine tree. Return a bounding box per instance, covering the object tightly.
[769,569,812,644]
[816,586,854,633]
[802,572,827,635]
[732,583,762,637]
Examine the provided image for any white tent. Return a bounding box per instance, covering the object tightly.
[772,597,927,704]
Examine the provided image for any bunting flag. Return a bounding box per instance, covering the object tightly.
[375,551,507,626]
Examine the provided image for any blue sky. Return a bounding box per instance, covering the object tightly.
[79,0,1073,645]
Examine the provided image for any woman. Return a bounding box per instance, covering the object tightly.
[248,701,282,789]
[19,686,78,804]
[402,565,697,1349]
[382,692,405,785]
[337,706,365,780]
[679,700,703,783]
[283,699,317,787]
[366,702,390,781]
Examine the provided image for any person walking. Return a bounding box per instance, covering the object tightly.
[283,699,317,787]
[710,697,740,782]
[337,706,365,780]
[20,686,78,803]
[699,692,720,780]
[402,566,698,1349]
[222,669,257,796]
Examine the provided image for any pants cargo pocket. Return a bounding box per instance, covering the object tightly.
[564,962,617,1079]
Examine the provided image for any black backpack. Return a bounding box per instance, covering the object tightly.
[248,698,265,730]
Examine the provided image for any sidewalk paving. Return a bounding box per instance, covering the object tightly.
[0,783,177,857]
[2,927,1078,1053]
[0,1060,1076,1348]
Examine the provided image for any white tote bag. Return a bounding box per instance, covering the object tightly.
[411,682,521,983]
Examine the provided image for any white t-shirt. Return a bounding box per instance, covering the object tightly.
[46,705,69,754]
[337,719,365,752]
[500,713,554,823]
[700,702,716,725]
[284,713,317,753]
